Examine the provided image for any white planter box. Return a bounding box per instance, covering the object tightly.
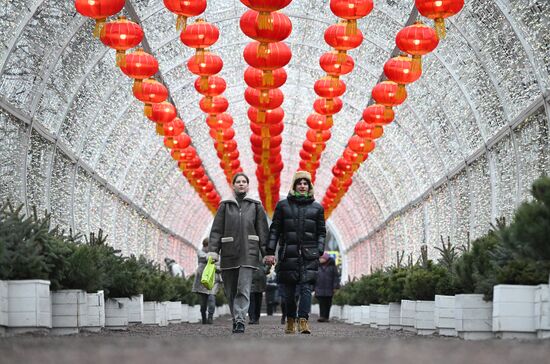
[181,303,189,323]
[493,285,537,339]
[83,291,105,332]
[400,300,416,333]
[167,301,182,323]
[104,298,129,330]
[360,305,370,325]
[351,306,362,325]
[188,305,201,323]
[311,304,319,315]
[414,300,435,335]
[342,305,351,323]
[369,304,378,328]
[455,294,493,340]
[0,281,8,335]
[116,295,143,324]
[51,290,87,335]
[434,295,457,337]
[330,305,342,320]
[374,304,390,329]
[143,302,168,326]
[535,284,550,339]
[7,280,51,334]
[389,303,402,330]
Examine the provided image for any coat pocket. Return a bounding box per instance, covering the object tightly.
[221,237,234,243]
[248,235,259,241]
[301,246,320,260]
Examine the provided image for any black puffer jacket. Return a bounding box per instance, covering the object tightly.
[266,194,326,284]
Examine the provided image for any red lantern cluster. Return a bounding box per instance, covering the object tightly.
[181,20,242,185]
[298,2,371,183]
[100,16,144,67]
[163,0,207,31]
[75,0,126,37]
[240,1,295,214]
[415,0,464,39]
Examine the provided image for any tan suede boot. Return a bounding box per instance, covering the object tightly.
[285,317,296,334]
[298,318,311,334]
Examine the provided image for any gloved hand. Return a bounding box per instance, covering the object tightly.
[263,255,276,265]
[206,252,219,262]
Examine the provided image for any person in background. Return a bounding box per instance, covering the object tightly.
[264,170,326,335]
[192,238,220,324]
[165,257,185,278]
[314,252,340,322]
[207,172,269,334]
[265,267,279,316]
[248,260,268,324]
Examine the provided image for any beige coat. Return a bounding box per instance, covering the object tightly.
[209,197,269,270]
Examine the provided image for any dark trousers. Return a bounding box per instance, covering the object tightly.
[248,292,263,322]
[283,283,313,320]
[198,293,215,317]
[317,296,333,319]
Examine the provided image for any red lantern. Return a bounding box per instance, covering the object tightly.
[362,104,395,125]
[161,117,185,137]
[330,0,373,34]
[324,21,363,61]
[248,106,284,125]
[120,49,159,92]
[164,133,191,150]
[199,96,229,114]
[147,102,177,124]
[396,21,439,57]
[133,78,168,117]
[180,19,219,59]
[313,97,343,115]
[210,127,235,142]
[307,113,333,131]
[245,87,284,109]
[239,0,292,29]
[244,66,287,89]
[253,152,280,165]
[194,76,226,97]
[348,135,375,154]
[75,0,125,37]
[306,129,331,143]
[240,10,292,57]
[415,0,464,39]
[220,159,241,171]
[252,144,281,155]
[302,140,326,154]
[314,77,346,98]
[100,17,144,67]
[163,0,207,30]
[250,134,282,149]
[343,147,367,166]
[206,113,233,130]
[250,121,284,137]
[188,166,205,179]
[187,52,223,91]
[180,157,201,171]
[243,42,291,70]
[220,149,240,160]
[372,81,407,108]
[171,146,196,161]
[319,51,354,77]
[355,121,384,140]
[384,54,422,98]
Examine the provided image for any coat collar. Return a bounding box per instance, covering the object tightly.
[221,196,259,206]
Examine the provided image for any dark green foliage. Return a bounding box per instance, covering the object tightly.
[382,267,408,303]
[434,236,459,271]
[141,259,176,302]
[404,261,454,300]
[105,254,146,298]
[171,275,199,305]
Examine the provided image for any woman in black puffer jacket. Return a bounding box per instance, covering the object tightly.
[264,171,326,335]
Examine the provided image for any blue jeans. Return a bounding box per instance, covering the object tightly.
[283,283,313,320]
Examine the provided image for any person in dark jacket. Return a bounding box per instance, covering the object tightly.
[264,170,326,334]
[248,260,268,324]
[208,172,269,334]
[314,252,340,322]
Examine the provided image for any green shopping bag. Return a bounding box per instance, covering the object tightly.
[201,256,216,290]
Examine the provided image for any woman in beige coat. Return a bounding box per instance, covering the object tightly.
[207,172,269,334]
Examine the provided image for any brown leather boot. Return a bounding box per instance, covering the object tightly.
[285,317,296,334]
[298,318,311,334]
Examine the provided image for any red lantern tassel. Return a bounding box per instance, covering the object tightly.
[315,143,324,155]
[133,79,143,94]
[115,50,126,67]
[257,109,266,123]
[259,90,270,104]
[199,76,209,91]
[330,75,340,88]
[258,42,269,58]
[204,97,212,109]
[326,115,334,128]
[196,48,205,63]
[262,138,270,149]
[257,11,273,30]
[93,18,106,38]
[337,50,347,64]
[156,124,165,136]
[345,20,358,35]
[412,55,422,73]
[144,103,152,117]
[434,18,446,39]
[396,84,406,101]
[325,98,334,111]
[384,106,393,121]
[262,70,274,86]
[176,15,188,31]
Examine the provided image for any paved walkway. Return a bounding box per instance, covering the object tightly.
[1,314,549,364]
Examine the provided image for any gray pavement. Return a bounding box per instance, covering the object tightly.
[1,314,548,364]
